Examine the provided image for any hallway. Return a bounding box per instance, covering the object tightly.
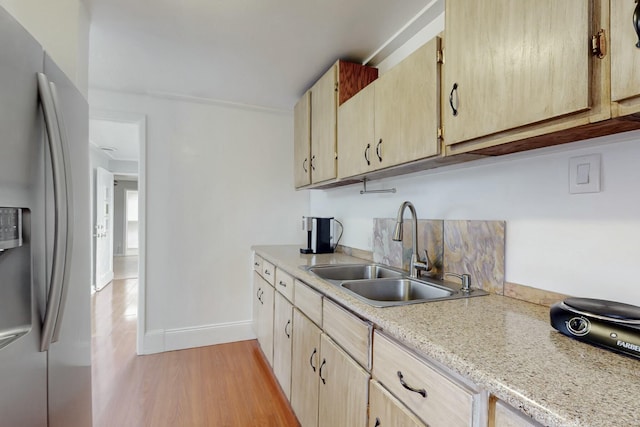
[91,270,298,426]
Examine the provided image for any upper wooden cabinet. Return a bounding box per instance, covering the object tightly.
[310,66,339,184]
[443,0,610,155]
[294,91,311,188]
[294,61,378,188]
[375,37,441,169]
[610,0,640,117]
[338,38,441,179]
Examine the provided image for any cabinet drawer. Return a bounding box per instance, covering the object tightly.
[253,254,263,273]
[294,280,322,326]
[262,260,275,285]
[373,331,476,427]
[369,380,426,427]
[322,299,371,370]
[275,268,294,302]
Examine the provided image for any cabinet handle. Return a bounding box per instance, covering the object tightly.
[258,289,264,304]
[256,287,261,300]
[364,143,371,165]
[309,348,317,372]
[634,0,640,48]
[374,418,381,427]
[303,158,308,173]
[311,155,316,171]
[449,83,459,116]
[264,269,271,276]
[397,371,427,398]
[319,359,327,384]
[253,262,260,267]
[284,319,291,338]
[376,139,383,162]
[278,280,287,287]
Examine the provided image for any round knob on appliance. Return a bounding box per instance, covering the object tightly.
[566,317,590,336]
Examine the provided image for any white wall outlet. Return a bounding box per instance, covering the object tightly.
[569,154,601,194]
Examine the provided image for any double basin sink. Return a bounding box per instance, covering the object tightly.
[305,263,487,307]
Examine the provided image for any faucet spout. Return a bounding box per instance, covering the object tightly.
[392,201,430,278]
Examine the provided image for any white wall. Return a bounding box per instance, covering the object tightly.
[89,89,309,353]
[311,132,640,306]
[0,0,90,97]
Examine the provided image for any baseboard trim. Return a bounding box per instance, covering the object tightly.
[163,320,256,352]
[141,329,165,355]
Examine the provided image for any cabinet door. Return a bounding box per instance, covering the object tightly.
[369,380,426,427]
[252,271,262,337]
[311,65,338,183]
[375,38,440,169]
[443,0,591,146]
[257,277,274,366]
[337,83,375,178]
[611,0,640,116]
[294,92,312,187]
[318,334,369,427]
[291,309,322,427]
[273,293,293,399]
[492,399,540,427]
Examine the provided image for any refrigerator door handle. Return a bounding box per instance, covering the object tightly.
[36,72,69,352]
[48,81,74,344]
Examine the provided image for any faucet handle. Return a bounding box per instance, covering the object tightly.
[444,272,471,293]
[413,250,432,274]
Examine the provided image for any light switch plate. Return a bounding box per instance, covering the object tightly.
[569,154,601,194]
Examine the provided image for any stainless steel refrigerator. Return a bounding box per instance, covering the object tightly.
[0,6,92,426]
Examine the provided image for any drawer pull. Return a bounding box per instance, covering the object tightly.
[319,359,327,384]
[278,280,287,287]
[449,82,459,116]
[253,262,260,267]
[310,348,317,372]
[264,269,271,276]
[284,319,291,338]
[397,371,427,398]
[374,418,381,427]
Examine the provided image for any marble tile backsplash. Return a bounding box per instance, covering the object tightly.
[372,218,444,277]
[373,218,505,294]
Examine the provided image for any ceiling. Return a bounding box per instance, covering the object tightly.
[89,118,140,161]
[87,0,440,111]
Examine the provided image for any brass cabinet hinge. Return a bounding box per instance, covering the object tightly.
[334,82,338,92]
[437,127,443,139]
[591,29,607,59]
[437,49,444,64]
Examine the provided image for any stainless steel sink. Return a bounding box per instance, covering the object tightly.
[340,278,456,307]
[303,263,488,307]
[307,263,405,282]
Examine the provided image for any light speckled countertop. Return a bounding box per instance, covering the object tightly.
[253,245,640,427]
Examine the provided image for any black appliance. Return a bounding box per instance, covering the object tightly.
[550,297,640,359]
[300,217,342,254]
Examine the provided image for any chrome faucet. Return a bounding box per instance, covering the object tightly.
[392,201,431,278]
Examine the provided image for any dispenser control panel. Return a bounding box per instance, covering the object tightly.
[0,208,22,250]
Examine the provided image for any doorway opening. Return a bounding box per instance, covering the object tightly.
[89,110,147,365]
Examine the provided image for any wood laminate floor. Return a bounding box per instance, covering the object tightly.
[91,275,299,426]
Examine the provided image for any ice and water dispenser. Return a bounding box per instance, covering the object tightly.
[0,208,31,350]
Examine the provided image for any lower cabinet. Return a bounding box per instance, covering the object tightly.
[317,334,369,427]
[291,309,322,427]
[372,331,481,427]
[491,397,541,427]
[273,292,293,399]
[290,308,369,427]
[252,271,274,365]
[369,380,426,427]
